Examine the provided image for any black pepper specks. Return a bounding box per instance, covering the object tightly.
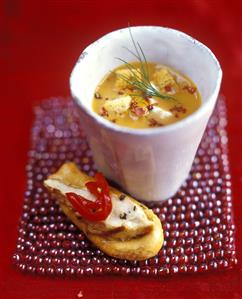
[119,194,126,201]
[119,212,127,220]
[94,92,102,99]
[133,206,136,211]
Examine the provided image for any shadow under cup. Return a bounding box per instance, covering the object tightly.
[70,26,222,202]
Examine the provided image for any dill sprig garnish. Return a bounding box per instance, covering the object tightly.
[115,27,176,101]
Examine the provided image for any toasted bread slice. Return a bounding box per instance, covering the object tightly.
[44,162,163,260]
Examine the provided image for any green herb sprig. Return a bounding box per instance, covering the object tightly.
[115,27,175,101]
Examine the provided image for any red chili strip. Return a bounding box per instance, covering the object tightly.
[66,173,112,222]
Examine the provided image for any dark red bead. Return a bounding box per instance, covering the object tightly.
[66,249,76,257]
[194,235,204,244]
[178,255,188,264]
[168,238,177,247]
[228,257,238,267]
[27,265,36,274]
[185,238,194,246]
[133,267,141,275]
[170,230,179,238]
[159,256,167,264]
[149,268,158,276]
[174,246,184,255]
[113,266,121,274]
[18,263,27,271]
[185,247,194,255]
[103,267,111,274]
[149,257,159,266]
[36,266,46,275]
[189,254,198,263]
[43,257,52,265]
[207,260,216,270]
[158,267,169,276]
[65,266,76,276]
[217,259,228,270]
[215,249,224,259]
[166,248,174,256]
[170,265,179,274]
[94,266,103,275]
[197,253,206,263]
[81,257,91,265]
[170,255,179,265]
[71,257,80,266]
[179,230,188,238]
[55,267,64,276]
[178,265,188,273]
[141,267,150,276]
[206,250,215,260]
[52,257,61,265]
[213,240,222,250]
[198,264,208,272]
[187,265,198,273]
[46,267,55,276]
[224,250,234,259]
[203,243,212,252]
[189,229,198,238]
[62,240,72,249]
[194,244,203,254]
[177,238,185,246]
[12,253,21,264]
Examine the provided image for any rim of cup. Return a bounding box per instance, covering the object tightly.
[70,26,222,136]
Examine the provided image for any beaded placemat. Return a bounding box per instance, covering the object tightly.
[13,96,238,277]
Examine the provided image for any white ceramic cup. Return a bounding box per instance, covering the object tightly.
[70,26,222,202]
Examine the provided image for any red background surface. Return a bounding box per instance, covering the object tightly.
[0,1,242,298]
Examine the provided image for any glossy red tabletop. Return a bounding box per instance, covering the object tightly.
[1,1,242,298]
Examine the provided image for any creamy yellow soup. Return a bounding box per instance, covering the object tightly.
[92,62,202,129]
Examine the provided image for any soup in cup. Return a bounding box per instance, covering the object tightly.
[70,26,222,202]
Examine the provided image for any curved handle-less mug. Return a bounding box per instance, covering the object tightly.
[70,26,222,202]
